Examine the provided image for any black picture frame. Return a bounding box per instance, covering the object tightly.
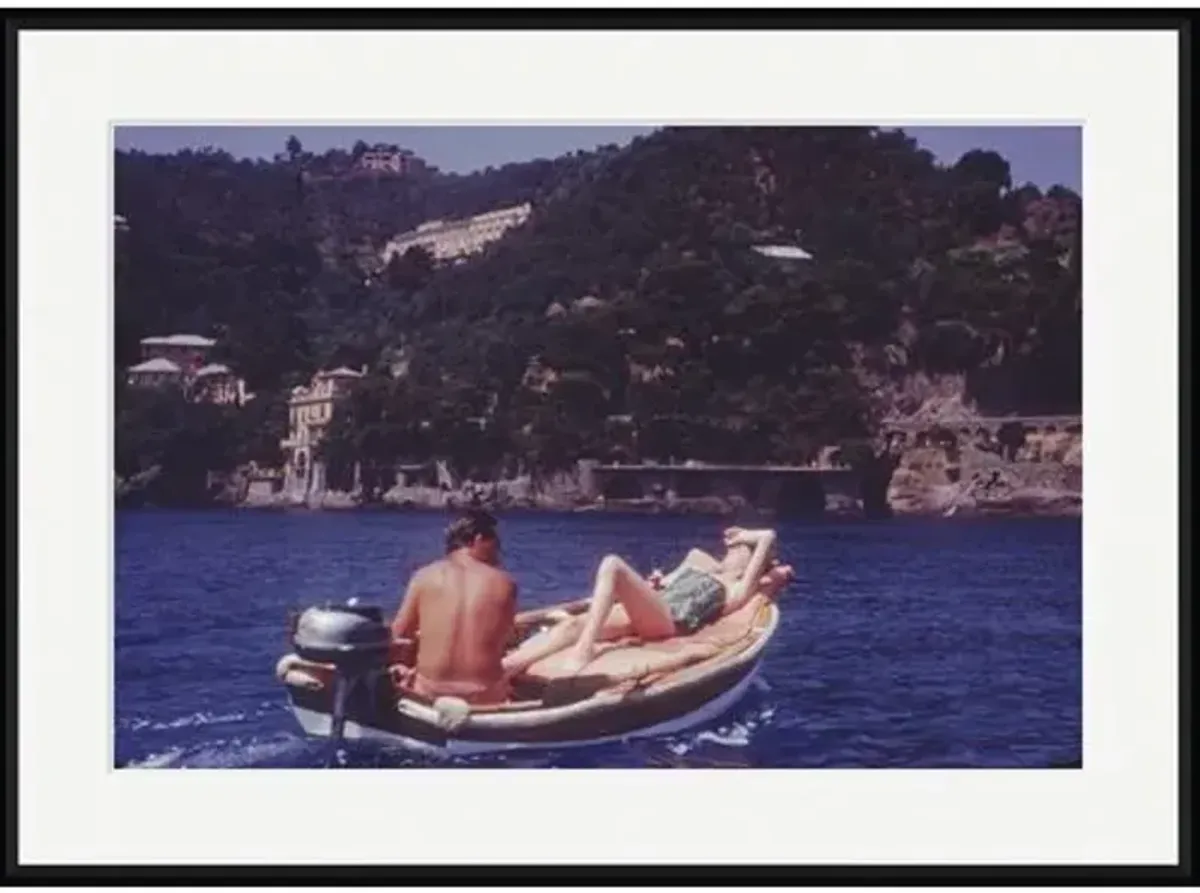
[5,7,1191,885]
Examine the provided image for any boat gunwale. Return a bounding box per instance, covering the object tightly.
[393,599,780,731]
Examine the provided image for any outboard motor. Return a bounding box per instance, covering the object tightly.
[290,600,391,755]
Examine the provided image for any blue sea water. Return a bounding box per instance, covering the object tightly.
[115,510,1081,769]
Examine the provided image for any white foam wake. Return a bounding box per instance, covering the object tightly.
[122,733,312,769]
[661,700,780,759]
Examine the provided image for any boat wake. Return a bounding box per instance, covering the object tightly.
[649,696,780,765]
[118,701,323,768]
[122,732,317,769]
[119,686,784,769]
[662,675,777,751]
[119,700,284,734]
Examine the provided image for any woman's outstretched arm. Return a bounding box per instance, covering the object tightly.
[725,529,778,612]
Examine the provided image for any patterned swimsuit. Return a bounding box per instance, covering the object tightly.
[658,568,726,634]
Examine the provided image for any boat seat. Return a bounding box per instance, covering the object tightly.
[522,595,771,687]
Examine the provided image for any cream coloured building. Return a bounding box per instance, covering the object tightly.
[381,203,532,264]
[280,367,365,496]
[359,150,413,175]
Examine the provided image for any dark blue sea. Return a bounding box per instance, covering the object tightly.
[115,510,1081,769]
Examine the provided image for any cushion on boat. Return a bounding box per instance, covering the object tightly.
[524,595,770,685]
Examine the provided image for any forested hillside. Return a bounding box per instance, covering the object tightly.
[114,127,1081,501]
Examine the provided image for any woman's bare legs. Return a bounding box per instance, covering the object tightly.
[502,616,583,678]
[560,554,676,673]
[506,562,796,680]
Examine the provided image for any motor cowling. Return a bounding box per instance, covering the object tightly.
[291,602,391,675]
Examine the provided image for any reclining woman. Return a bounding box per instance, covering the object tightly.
[503,526,791,678]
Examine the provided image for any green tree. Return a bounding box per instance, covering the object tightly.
[115,125,1081,485]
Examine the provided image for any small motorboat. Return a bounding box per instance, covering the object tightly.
[276,592,781,757]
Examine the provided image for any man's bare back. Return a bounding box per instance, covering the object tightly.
[391,511,516,704]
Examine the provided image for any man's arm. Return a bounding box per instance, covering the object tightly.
[391,572,421,641]
[494,578,519,668]
[501,578,518,642]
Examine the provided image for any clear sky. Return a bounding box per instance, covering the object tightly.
[114,124,1081,191]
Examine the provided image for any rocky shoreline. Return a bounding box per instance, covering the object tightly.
[884,425,1082,519]
[116,414,1082,520]
[228,492,1080,519]
[117,460,1082,519]
[117,484,1081,519]
[228,475,1080,520]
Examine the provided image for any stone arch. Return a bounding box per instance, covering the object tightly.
[600,473,644,501]
[735,472,764,505]
[928,426,961,464]
[928,425,959,448]
[996,421,1028,462]
[776,474,826,517]
[675,472,709,499]
[891,430,909,449]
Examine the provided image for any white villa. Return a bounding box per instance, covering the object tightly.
[381,203,532,265]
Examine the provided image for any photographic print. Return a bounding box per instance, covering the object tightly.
[15,19,1183,874]
[113,122,1083,770]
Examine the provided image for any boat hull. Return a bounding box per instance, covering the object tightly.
[286,658,761,757]
[280,597,779,757]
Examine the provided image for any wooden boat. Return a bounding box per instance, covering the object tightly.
[276,593,781,757]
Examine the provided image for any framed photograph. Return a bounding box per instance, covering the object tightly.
[9,9,1189,883]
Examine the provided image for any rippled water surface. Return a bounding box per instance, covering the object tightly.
[115,510,1081,768]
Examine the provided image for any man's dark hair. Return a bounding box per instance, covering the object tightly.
[445,509,499,553]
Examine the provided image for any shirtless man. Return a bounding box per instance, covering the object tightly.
[391,510,517,705]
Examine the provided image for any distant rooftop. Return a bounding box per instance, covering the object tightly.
[128,357,182,374]
[194,363,232,377]
[751,244,814,261]
[140,334,217,348]
[391,203,532,242]
[318,366,366,378]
